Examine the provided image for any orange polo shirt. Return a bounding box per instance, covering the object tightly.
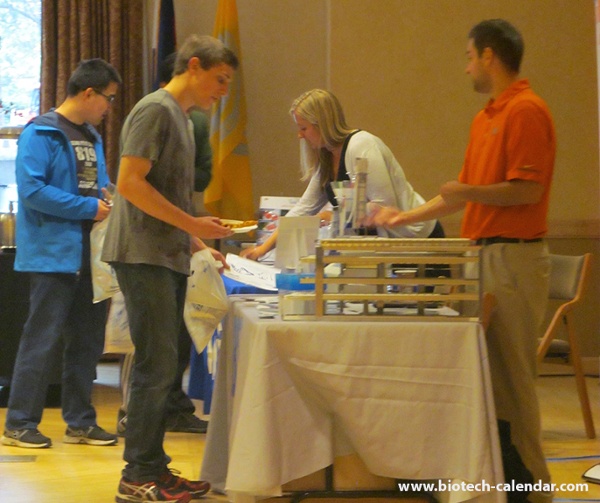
[458,79,556,240]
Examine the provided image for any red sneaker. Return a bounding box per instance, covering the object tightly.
[116,477,192,502]
[159,469,210,501]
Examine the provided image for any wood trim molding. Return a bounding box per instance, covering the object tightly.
[546,219,600,239]
[539,357,600,377]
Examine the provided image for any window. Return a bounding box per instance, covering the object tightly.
[0,0,41,127]
[0,0,41,207]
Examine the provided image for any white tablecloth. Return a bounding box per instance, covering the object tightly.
[201,297,505,503]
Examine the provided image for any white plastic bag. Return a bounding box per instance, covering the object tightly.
[103,291,133,354]
[184,249,228,353]
[90,218,120,303]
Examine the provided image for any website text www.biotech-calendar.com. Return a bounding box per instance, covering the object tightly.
[397,479,589,494]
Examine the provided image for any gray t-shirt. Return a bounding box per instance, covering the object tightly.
[102,89,195,275]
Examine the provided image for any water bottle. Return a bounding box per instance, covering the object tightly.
[352,157,368,232]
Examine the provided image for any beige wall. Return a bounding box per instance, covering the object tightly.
[331,0,599,236]
[174,0,328,204]
[171,0,600,356]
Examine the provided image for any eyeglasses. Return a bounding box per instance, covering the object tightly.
[93,89,116,104]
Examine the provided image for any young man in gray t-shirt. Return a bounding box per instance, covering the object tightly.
[102,35,238,503]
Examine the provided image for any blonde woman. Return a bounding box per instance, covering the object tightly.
[241,88,443,261]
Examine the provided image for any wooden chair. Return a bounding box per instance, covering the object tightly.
[537,253,595,439]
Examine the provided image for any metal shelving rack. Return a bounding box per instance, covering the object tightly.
[280,237,482,322]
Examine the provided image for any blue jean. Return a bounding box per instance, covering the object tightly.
[5,271,107,430]
[166,325,196,416]
[120,325,196,417]
[113,263,187,482]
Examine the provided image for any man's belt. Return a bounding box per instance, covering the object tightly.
[475,237,544,246]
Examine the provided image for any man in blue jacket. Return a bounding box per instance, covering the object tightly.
[1,58,122,449]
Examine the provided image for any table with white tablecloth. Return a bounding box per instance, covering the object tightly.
[200,297,505,503]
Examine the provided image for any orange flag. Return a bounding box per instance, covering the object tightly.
[204,0,254,220]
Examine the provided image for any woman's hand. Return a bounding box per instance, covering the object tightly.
[240,244,264,261]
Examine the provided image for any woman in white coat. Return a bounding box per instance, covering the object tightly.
[241,88,443,261]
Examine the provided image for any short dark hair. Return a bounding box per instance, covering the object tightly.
[468,19,524,73]
[173,35,239,75]
[158,52,177,85]
[66,58,122,96]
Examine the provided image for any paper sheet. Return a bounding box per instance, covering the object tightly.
[224,253,280,291]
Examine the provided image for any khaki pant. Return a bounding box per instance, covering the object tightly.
[481,241,552,503]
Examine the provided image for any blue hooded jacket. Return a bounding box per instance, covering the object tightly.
[14,111,109,273]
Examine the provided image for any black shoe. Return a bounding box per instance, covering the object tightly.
[497,420,534,503]
[63,425,118,446]
[165,413,208,434]
[1,428,52,448]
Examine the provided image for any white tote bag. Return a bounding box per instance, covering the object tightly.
[184,249,228,353]
[103,291,133,354]
[90,218,120,303]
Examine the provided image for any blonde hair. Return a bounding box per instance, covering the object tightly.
[290,89,354,188]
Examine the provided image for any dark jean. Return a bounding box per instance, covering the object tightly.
[113,262,187,482]
[167,324,196,416]
[5,271,106,430]
[123,325,196,417]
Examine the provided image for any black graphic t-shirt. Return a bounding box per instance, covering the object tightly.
[57,113,98,197]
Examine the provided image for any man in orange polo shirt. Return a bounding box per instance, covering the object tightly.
[367,19,555,503]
